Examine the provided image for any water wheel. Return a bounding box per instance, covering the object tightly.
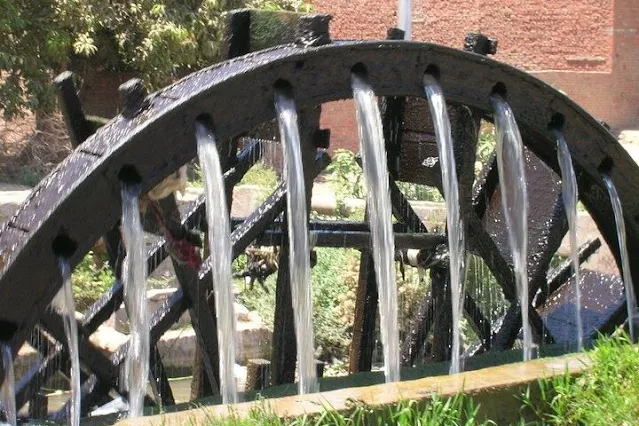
[1,12,638,420]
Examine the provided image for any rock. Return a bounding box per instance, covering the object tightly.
[108,289,258,334]
[155,305,270,375]
[231,185,262,217]
[147,166,187,201]
[236,320,271,364]
[110,288,191,333]
[156,321,271,374]
[410,201,447,230]
[13,344,39,380]
[89,325,128,356]
[147,257,177,287]
[235,302,252,322]
[175,185,203,205]
[0,183,31,225]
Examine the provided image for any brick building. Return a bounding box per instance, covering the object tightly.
[45,2,639,157]
[311,0,639,152]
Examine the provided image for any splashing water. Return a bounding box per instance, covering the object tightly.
[424,75,466,373]
[196,122,238,404]
[352,74,400,383]
[274,90,318,394]
[397,0,412,39]
[555,132,583,350]
[121,184,149,418]
[0,345,15,426]
[602,174,637,342]
[53,260,81,426]
[491,95,533,361]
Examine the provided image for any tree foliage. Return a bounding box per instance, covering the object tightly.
[0,0,311,119]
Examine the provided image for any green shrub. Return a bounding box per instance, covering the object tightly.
[238,247,360,361]
[521,334,639,425]
[326,149,364,201]
[72,252,114,311]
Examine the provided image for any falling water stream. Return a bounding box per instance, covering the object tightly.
[274,89,318,394]
[121,184,149,418]
[423,75,466,374]
[602,174,637,342]
[196,121,238,404]
[0,345,15,426]
[352,73,400,383]
[491,95,533,361]
[555,132,583,350]
[397,0,412,39]
[54,260,81,426]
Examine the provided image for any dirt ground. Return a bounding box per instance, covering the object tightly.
[0,112,72,186]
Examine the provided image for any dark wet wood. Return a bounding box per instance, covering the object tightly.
[256,230,445,250]
[463,292,493,350]
[149,347,175,407]
[349,218,378,373]
[400,102,481,366]
[246,359,271,391]
[430,265,453,362]
[535,237,602,308]
[400,291,435,366]
[539,269,626,343]
[151,195,222,396]
[271,226,297,385]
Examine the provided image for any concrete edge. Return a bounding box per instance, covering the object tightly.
[113,353,589,426]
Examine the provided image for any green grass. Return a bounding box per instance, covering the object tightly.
[521,334,639,425]
[238,161,279,192]
[163,336,638,426]
[188,160,279,198]
[193,393,493,426]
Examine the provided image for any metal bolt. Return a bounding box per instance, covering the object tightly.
[296,14,332,47]
[464,33,498,55]
[387,27,406,40]
[118,78,149,118]
[313,128,331,149]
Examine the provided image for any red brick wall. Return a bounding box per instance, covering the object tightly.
[313,0,613,71]
[313,0,638,145]
[534,0,639,131]
[320,100,359,154]
[76,68,139,118]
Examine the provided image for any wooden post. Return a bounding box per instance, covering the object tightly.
[245,359,271,391]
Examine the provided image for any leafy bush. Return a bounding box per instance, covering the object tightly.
[326,148,444,204]
[1,0,312,119]
[239,161,279,192]
[238,247,360,361]
[72,251,115,311]
[395,181,444,202]
[326,149,364,201]
[475,121,496,175]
